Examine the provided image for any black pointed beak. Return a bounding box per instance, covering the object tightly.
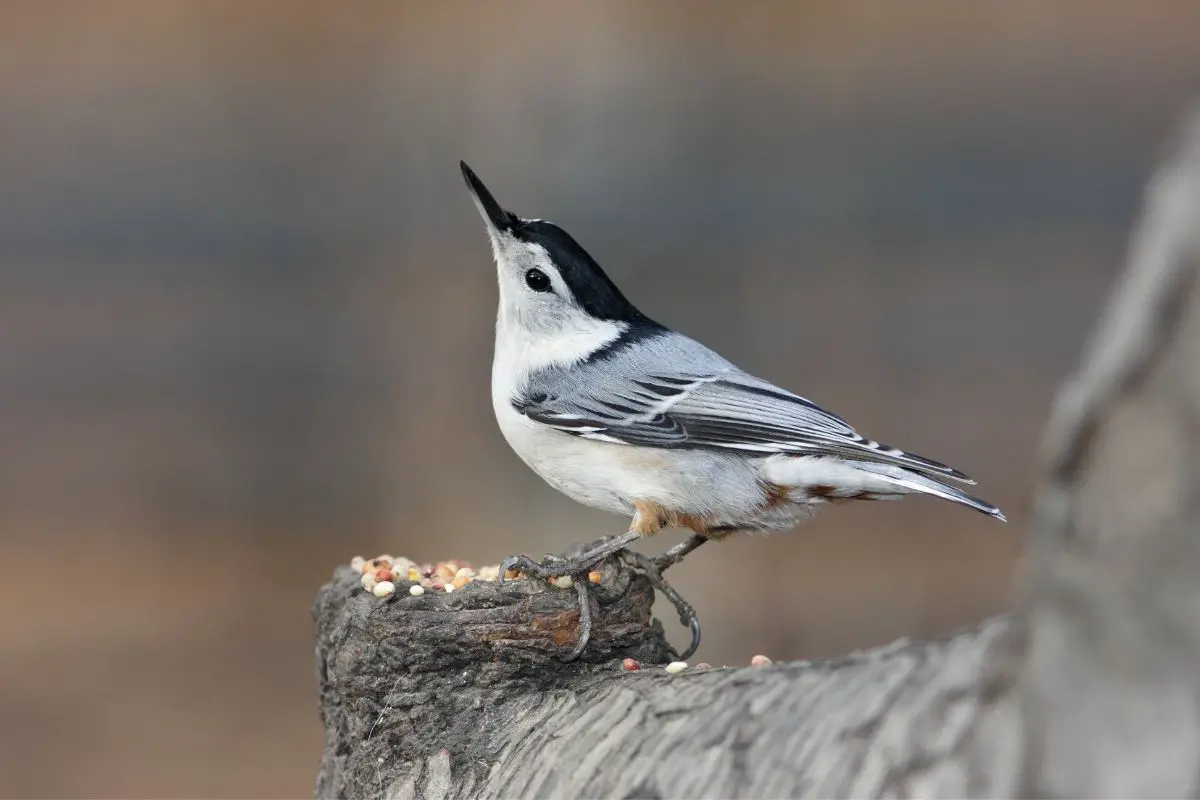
[460,161,517,234]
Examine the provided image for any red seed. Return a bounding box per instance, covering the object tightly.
[621,658,640,671]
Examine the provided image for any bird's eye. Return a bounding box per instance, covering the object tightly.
[524,269,552,292]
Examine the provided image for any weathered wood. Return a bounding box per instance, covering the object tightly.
[313,104,1200,799]
[986,107,1200,799]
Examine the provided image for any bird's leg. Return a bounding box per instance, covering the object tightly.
[651,531,710,573]
[618,532,709,661]
[498,529,642,582]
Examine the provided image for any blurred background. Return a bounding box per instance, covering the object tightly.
[2,1,1197,796]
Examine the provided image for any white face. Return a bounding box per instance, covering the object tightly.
[481,223,626,371]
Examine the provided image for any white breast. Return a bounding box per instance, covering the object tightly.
[491,320,636,515]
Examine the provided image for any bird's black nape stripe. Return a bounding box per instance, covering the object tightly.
[516,219,653,325]
[578,322,668,365]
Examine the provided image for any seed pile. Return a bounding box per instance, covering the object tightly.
[350,554,499,597]
[349,554,603,598]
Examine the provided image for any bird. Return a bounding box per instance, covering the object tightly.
[459,160,1005,661]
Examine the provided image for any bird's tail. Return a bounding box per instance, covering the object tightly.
[850,461,1007,522]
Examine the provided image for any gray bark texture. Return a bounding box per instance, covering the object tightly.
[313,105,1200,799]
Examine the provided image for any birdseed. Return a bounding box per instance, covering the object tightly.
[348,553,604,597]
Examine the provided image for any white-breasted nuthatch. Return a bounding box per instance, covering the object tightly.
[460,162,1004,660]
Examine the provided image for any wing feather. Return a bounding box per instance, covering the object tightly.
[515,370,976,484]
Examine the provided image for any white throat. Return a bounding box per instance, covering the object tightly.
[492,312,626,403]
[495,313,625,371]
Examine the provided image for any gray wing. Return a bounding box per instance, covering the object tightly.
[514,349,975,484]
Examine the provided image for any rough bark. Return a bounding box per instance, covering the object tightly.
[313,105,1200,799]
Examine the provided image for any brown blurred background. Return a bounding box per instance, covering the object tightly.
[2,1,1197,796]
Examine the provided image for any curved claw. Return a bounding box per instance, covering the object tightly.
[679,614,702,661]
[560,578,593,662]
[498,555,521,584]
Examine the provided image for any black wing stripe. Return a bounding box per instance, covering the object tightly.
[633,379,687,397]
[598,399,641,415]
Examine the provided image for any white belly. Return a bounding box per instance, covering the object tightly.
[492,390,812,530]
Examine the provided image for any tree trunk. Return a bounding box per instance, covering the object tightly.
[312,105,1200,799]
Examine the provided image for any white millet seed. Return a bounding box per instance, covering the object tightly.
[550,575,574,589]
[373,581,396,598]
[443,583,455,593]
[409,584,425,597]
[350,556,366,572]
[665,661,688,675]
[360,573,377,592]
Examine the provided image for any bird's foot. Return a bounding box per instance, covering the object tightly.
[498,552,597,661]
[498,530,643,662]
[618,542,704,662]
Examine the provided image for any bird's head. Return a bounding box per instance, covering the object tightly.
[460,161,655,362]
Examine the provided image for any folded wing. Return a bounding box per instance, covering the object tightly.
[514,369,976,485]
